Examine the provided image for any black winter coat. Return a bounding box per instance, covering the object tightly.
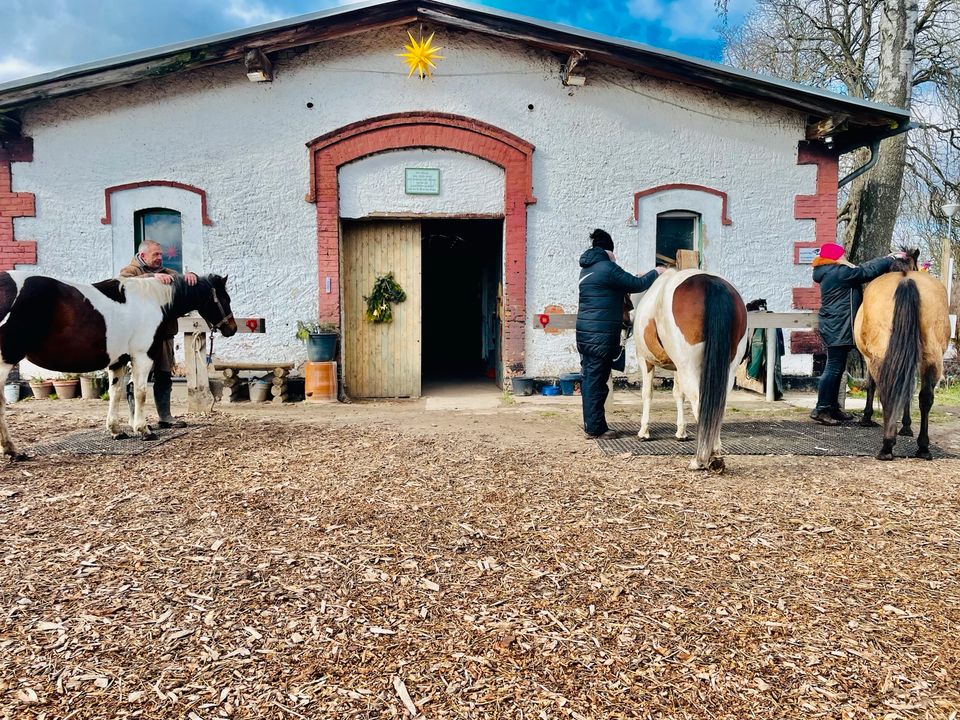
[576,247,658,359]
[813,256,894,347]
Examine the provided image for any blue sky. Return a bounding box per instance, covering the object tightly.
[0,0,754,84]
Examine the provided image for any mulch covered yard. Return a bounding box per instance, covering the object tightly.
[1,408,958,719]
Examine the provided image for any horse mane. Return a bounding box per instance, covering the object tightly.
[118,276,175,307]
[889,245,920,273]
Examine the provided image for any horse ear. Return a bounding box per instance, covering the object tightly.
[911,248,920,260]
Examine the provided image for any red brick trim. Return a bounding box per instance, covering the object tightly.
[792,286,821,310]
[308,112,536,375]
[790,330,823,355]
[101,181,213,226]
[633,183,731,225]
[791,142,838,317]
[0,137,38,270]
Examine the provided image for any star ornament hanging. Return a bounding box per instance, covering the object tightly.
[398,31,443,79]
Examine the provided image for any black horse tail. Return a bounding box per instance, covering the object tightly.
[877,278,922,425]
[697,279,737,467]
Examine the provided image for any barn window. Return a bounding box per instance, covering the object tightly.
[656,210,700,268]
[134,208,183,274]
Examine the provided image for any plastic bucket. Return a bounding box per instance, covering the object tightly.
[306,333,338,362]
[249,380,271,403]
[559,372,582,396]
[510,376,534,396]
[3,384,19,404]
[541,385,561,396]
[305,361,338,402]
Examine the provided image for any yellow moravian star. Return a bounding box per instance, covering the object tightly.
[398,31,444,79]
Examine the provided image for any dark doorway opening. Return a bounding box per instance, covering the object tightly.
[421,219,502,385]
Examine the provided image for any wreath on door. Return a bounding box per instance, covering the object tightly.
[364,273,407,323]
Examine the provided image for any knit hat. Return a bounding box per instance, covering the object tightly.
[818,243,846,261]
[590,228,614,252]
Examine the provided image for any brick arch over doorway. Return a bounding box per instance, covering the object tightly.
[306,112,536,375]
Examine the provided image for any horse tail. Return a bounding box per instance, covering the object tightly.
[697,278,737,467]
[877,278,922,424]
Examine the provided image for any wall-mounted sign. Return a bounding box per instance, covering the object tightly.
[798,246,820,264]
[404,168,441,195]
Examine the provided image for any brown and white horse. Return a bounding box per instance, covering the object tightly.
[0,272,237,458]
[633,269,748,472]
[854,250,950,460]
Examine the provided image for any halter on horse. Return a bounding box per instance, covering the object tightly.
[632,268,748,472]
[854,248,951,460]
[0,272,237,459]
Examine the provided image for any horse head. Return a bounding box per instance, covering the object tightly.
[891,246,920,272]
[196,274,238,337]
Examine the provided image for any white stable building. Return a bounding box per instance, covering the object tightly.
[0,0,909,396]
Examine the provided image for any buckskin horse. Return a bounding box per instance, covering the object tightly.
[0,272,237,458]
[633,268,748,472]
[854,249,950,460]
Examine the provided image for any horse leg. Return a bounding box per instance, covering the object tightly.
[130,356,157,441]
[0,362,26,460]
[877,391,898,461]
[676,368,703,471]
[858,374,879,427]
[638,362,655,440]
[672,373,689,440]
[914,366,936,461]
[106,366,130,439]
[898,396,913,437]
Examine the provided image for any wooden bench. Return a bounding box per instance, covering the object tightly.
[214,361,294,403]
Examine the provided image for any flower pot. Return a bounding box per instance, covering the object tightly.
[510,376,534,396]
[3,383,19,404]
[29,381,53,399]
[249,380,271,403]
[306,332,338,362]
[52,380,79,399]
[559,372,582,396]
[79,376,101,400]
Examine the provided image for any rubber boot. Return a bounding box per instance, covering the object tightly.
[153,371,186,429]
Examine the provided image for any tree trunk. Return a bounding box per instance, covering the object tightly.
[844,0,918,263]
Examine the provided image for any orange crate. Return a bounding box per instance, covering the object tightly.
[304,361,337,402]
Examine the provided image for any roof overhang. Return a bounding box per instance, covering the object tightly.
[0,0,909,149]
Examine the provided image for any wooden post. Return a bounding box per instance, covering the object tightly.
[180,318,215,414]
[765,329,776,402]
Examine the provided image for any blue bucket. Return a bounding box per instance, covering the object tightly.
[541,385,561,396]
[559,372,582,396]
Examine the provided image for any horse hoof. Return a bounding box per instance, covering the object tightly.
[687,459,705,471]
[141,432,158,441]
[675,435,691,442]
[708,456,726,474]
[915,449,933,461]
[858,419,879,428]
[876,451,895,461]
[898,427,914,437]
[638,432,651,441]
[4,451,29,462]
[112,432,130,440]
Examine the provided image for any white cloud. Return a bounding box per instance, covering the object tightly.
[628,0,754,41]
[223,0,287,27]
[0,56,56,84]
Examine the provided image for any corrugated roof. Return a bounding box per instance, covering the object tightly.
[0,0,908,147]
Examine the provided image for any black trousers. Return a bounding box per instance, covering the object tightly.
[815,345,850,413]
[580,352,613,436]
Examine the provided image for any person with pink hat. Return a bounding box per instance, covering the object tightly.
[809,242,908,425]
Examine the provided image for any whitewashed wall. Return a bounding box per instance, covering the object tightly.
[12,25,817,378]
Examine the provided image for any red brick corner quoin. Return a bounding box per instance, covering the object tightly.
[307,112,537,375]
[0,138,38,270]
[792,142,839,312]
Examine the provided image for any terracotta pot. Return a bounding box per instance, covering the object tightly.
[52,379,80,399]
[29,381,53,399]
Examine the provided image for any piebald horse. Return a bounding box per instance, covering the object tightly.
[0,272,237,458]
[854,249,950,460]
[633,269,748,472]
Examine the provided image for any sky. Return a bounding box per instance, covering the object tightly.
[0,0,755,85]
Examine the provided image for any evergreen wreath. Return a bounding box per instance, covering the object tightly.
[364,273,407,323]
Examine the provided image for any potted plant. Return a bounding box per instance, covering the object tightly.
[80,371,106,400]
[52,373,80,399]
[29,376,53,399]
[296,320,339,363]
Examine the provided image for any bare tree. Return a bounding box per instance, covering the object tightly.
[720,0,959,266]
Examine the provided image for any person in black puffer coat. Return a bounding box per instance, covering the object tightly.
[577,229,662,438]
[810,242,907,425]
